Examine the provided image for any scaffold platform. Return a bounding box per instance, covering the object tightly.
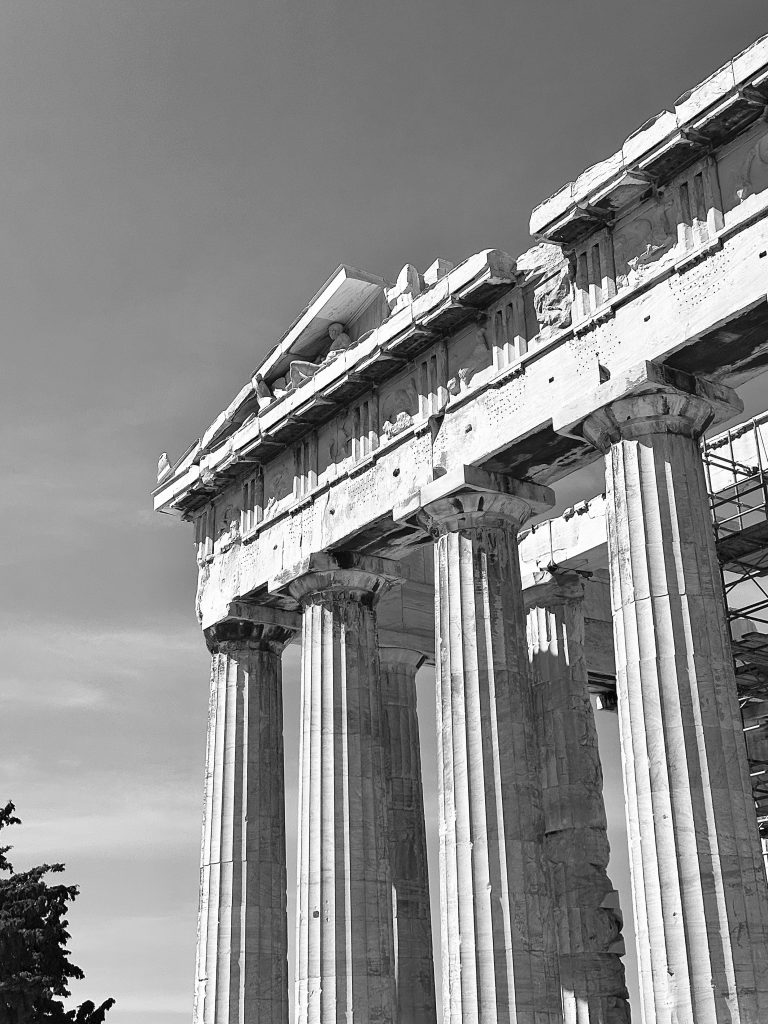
[704,411,768,844]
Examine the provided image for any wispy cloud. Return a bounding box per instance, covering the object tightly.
[9,774,201,862]
[1,677,108,710]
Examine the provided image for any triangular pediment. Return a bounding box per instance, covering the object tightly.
[255,264,388,385]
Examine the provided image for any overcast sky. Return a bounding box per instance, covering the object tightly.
[3,3,768,1022]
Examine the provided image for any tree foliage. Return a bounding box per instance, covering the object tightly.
[0,802,114,1024]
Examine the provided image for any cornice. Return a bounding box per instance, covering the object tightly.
[153,248,517,515]
[530,35,768,245]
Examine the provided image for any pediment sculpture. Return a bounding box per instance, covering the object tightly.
[385,264,422,312]
[255,322,354,407]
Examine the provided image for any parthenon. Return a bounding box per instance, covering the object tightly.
[154,34,768,1024]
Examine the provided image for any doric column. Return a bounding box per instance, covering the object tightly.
[525,571,630,1024]
[582,382,768,1024]
[194,618,293,1024]
[278,555,400,1024]
[419,476,563,1024]
[379,646,437,1024]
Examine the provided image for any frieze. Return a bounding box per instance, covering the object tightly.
[614,193,677,290]
[381,378,419,439]
[532,263,573,338]
[447,324,494,396]
[719,120,768,220]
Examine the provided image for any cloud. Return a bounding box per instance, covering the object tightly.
[0,619,203,687]
[0,677,107,710]
[9,774,201,862]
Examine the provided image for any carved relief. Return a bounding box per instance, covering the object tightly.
[328,408,357,464]
[286,322,354,391]
[257,323,355,405]
[157,452,172,483]
[614,195,676,289]
[447,325,492,395]
[734,132,768,204]
[263,463,290,519]
[381,380,419,438]
[253,373,274,408]
[532,264,572,337]
[385,264,422,312]
[216,505,241,551]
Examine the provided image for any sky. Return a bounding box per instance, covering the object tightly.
[2,2,768,1021]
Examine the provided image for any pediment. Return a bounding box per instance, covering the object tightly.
[255,264,388,384]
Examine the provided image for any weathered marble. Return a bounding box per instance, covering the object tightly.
[194,620,293,1024]
[420,481,562,1024]
[583,385,768,1024]
[525,572,630,1024]
[379,647,437,1024]
[284,560,398,1024]
[153,37,768,1024]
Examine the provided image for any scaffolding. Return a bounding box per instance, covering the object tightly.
[703,411,768,866]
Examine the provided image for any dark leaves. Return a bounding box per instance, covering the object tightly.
[0,804,114,1024]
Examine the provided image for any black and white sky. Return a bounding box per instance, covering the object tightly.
[2,2,767,1021]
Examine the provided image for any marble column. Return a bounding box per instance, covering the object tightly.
[194,619,293,1024]
[379,647,437,1024]
[583,386,768,1024]
[525,572,630,1024]
[287,559,398,1024]
[420,482,563,1024]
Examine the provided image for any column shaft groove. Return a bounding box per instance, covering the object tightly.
[526,575,631,1024]
[380,648,437,1024]
[294,582,397,1024]
[194,628,290,1024]
[426,491,562,1024]
[587,389,768,1024]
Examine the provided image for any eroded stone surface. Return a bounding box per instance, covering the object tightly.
[380,647,436,1024]
[584,389,768,1024]
[286,564,398,1024]
[526,573,630,1024]
[423,487,562,1024]
[195,622,293,1024]
[154,35,768,1024]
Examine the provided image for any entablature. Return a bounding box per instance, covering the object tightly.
[530,34,768,247]
[153,247,518,516]
[155,35,768,645]
[156,123,768,530]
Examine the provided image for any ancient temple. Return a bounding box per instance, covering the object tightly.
[154,34,768,1024]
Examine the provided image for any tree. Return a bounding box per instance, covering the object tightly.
[0,802,114,1024]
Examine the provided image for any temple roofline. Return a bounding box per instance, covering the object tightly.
[530,35,768,245]
[153,247,517,514]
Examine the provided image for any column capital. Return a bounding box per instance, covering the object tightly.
[396,465,554,536]
[270,551,403,607]
[554,360,742,452]
[523,569,586,609]
[204,618,294,654]
[204,600,299,653]
[583,389,719,451]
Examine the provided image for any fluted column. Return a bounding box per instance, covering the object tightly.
[380,647,437,1024]
[525,572,630,1024]
[194,619,293,1024]
[583,385,768,1024]
[285,558,398,1024]
[420,481,562,1024]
